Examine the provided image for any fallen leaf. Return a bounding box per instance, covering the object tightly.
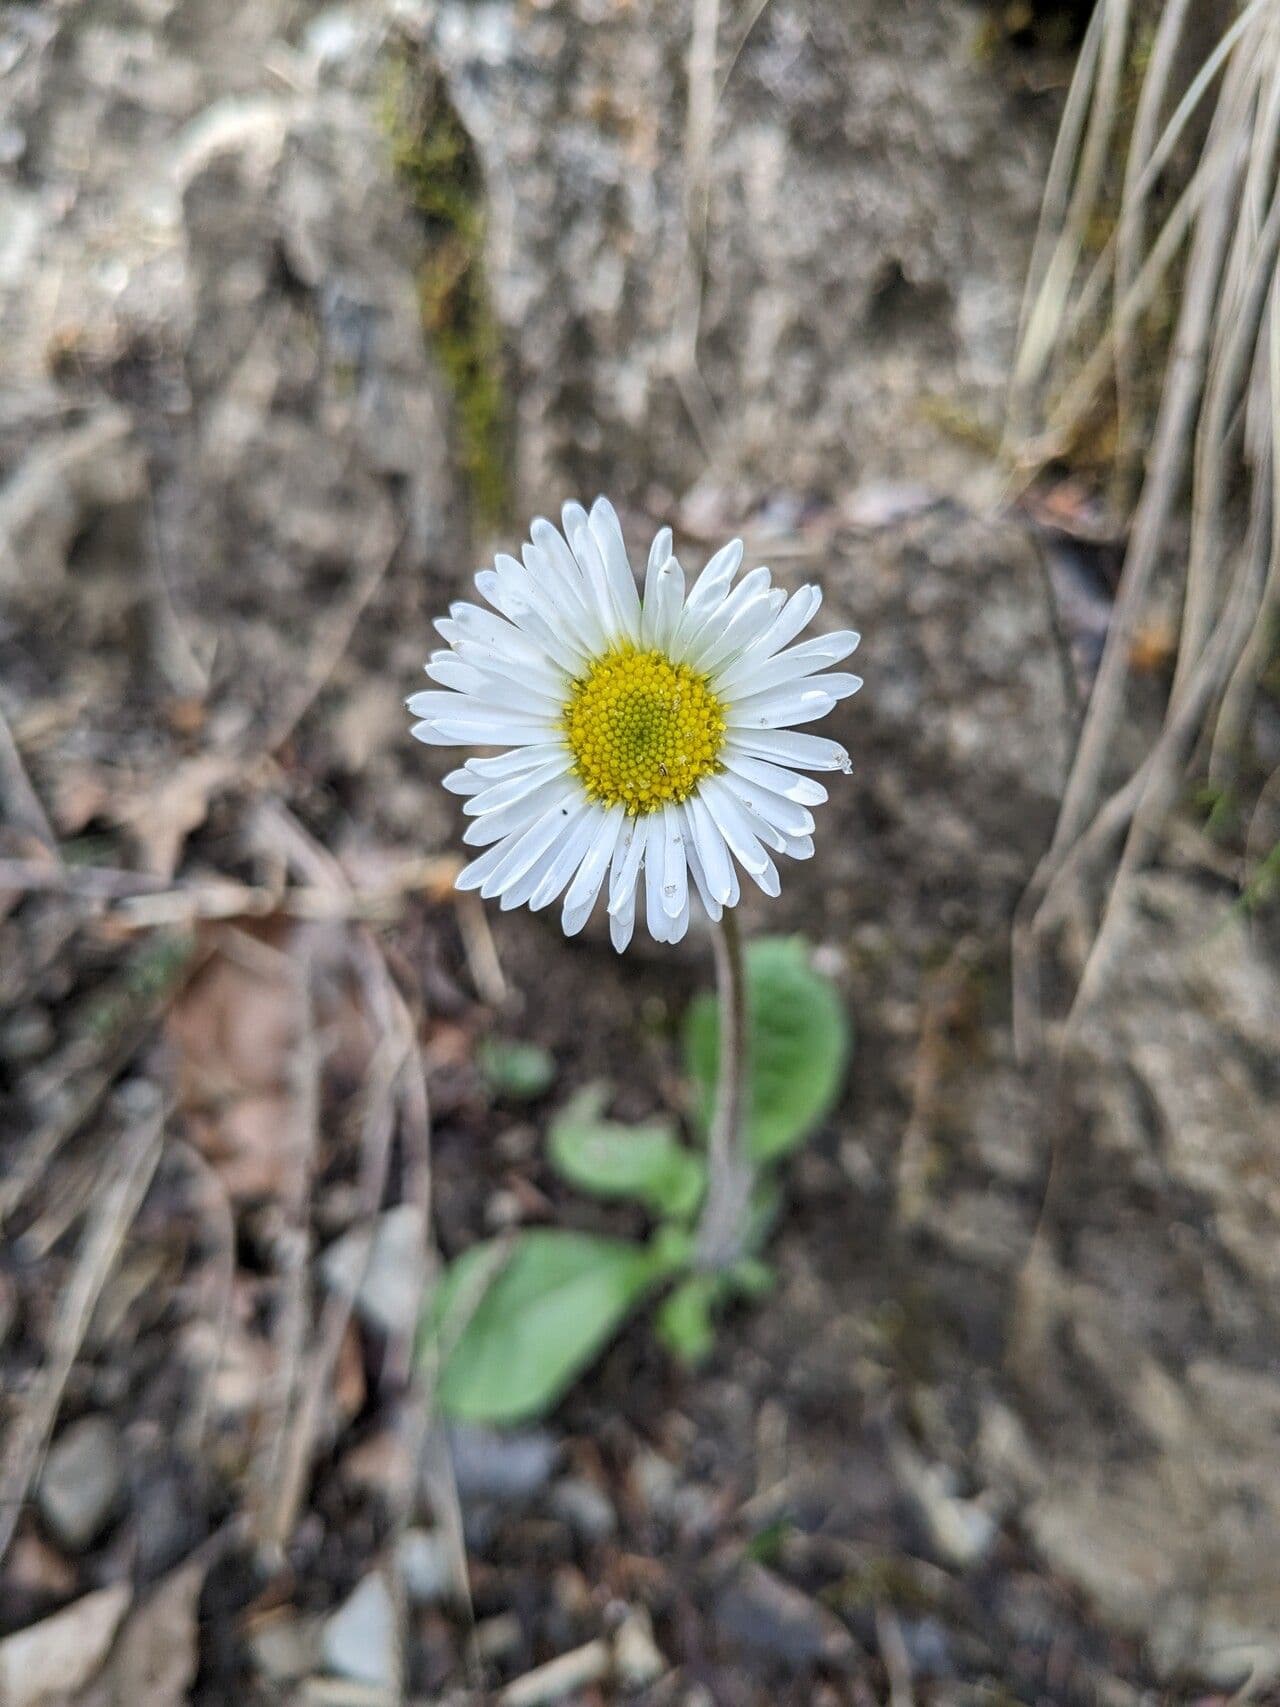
[115,754,239,880]
[166,931,301,1201]
[0,1583,131,1707]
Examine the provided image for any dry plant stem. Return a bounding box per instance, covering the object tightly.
[694,909,753,1272]
[0,1102,164,1566]
[1049,92,1241,861]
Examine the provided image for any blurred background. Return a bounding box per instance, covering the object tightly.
[2,0,1279,1702]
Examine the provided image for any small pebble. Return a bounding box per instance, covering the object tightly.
[396,1528,455,1606]
[320,1573,396,1689]
[550,1476,616,1542]
[37,1417,124,1552]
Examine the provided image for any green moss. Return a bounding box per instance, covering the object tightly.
[380,54,509,526]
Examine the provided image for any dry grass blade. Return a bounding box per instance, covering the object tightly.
[249,942,321,1562]
[0,704,59,855]
[0,1095,165,1565]
[1008,0,1280,1053]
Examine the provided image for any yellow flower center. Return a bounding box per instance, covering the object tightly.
[563,646,726,815]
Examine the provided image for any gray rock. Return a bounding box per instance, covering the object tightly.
[612,1606,666,1688]
[430,0,1051,509]
[37,1417,124,1552]
[549,1475,617,1543]
[890,1436,998,1571]
[713,1565,856,1671]
[320,1573,397,1690]
[321,1206,426,1340]
[396,1528,455,1607]
[248,1613,319,1683]
[446,1423,557,1505]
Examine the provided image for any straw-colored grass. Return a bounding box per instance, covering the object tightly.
[1006,0,1280,1046]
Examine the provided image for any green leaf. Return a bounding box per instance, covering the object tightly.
[684,936,850,1164]
[727,1256,775,1298]
[478,1037,556,1101]
[425,1230,663,1424]
[655,1275,719,1368]
[548,1085,706,1219]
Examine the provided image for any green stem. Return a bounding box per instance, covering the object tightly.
[694,910,753,1271]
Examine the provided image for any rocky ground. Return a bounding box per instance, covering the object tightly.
[2,1,1279,1703]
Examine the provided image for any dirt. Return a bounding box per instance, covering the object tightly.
[3,1,1280,1704]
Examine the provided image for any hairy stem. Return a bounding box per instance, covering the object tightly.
[695,910,753,1272]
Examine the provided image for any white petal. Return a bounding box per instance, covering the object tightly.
[721,771,816,839]
[679,568,774,666]
[562,805,627,933]
[643,557,685,649]
[462,754,573,816]
[414,716,559,749]
[661,890,691,945]
[646,526,673,581]
[443,767,484,796]
[644,822,667,940]
[679,538,743,631]
[589,497,642,640]
[739,585,822,666]
[496,838,566,910]
[610,886,636,952]
[449,638,570,699]
[462,777,579,846]
[529,803,607,910]
[679,801,723,922]
[751,853,782,898]
[699,776,772,877]
[608,812,649,915]
[458,800,578,896]
[723,752,827,806]
[726,729,852,772]
[725,685,837,729]
[714,629,860,697]
[424,658,562,717]
[462,743,569,779]
[685,791,735,906]
[523,542,607,654]
[660,802,688,919]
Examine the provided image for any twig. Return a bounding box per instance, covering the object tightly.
[455,890,508,1007]
[262,520,405,758]
[250,941,321,1564]
[0,938,202,1225]
[0,704,59,854]
[875,1602,916,1707]
[668,0,724,461]
[0,854,460,928]
[0,1096,165,1566]
[263,1027,406,1553]
[170,1139,238,1461]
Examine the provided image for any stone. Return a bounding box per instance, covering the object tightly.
[37,1416,125,1552]
[429,0,1052,508]
[446,1423,557,1505]
[713,1565,856,1670]
[890,1436,998,1571]
[320,1573,397,1690]
[612,1607,666,1688]
[549,1476,617,1543]
[396,1528,455,1607]
[248,1612,319,1683]
[320,1206,426,1339]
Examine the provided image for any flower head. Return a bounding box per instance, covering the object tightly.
[408,499,860,949]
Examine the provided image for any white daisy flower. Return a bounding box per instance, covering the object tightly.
[408,498,861,951]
